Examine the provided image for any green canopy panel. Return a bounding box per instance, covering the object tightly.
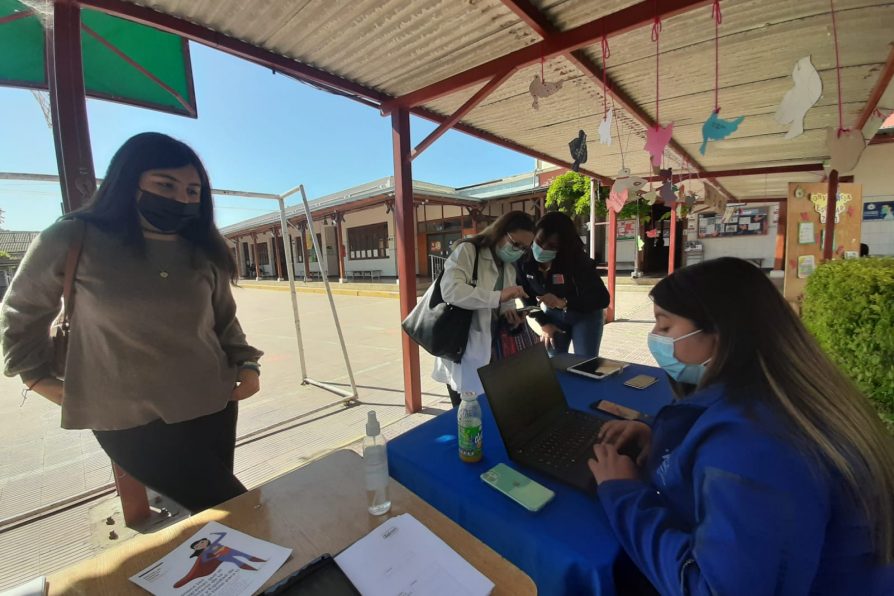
[0,0,197,117]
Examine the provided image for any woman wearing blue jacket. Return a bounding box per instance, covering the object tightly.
[589,257,894,595]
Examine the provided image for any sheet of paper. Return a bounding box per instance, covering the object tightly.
[798,222,815,244]
[0,576,46,596]
[335,514,494,596]
[129,522,291,596]
[798,255,816,279]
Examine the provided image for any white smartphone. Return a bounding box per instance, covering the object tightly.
[481,463,555,512]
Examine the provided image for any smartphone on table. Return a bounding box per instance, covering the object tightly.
[590,399,648,421]
[566,357,627,380]
[481,463,555,512]
[624,374,658,390]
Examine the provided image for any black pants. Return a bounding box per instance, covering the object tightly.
[447,385,462,408]
[94,401,246,513]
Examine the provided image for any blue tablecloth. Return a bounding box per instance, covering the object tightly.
[388,362,674,596]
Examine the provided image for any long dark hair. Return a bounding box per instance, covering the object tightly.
[463,210,534,251]
[650,257,894,563]
[535,211,584,271]
[70,132,237,283]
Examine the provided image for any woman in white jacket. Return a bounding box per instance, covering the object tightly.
[432,211,535,406]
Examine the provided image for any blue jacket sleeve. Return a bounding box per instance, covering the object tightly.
[598,427,830,595]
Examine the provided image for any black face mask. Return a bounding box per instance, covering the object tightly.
[138,190,201,233]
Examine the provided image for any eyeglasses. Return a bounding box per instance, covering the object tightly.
[506,232,531,251]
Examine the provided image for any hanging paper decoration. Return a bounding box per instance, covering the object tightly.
[568,130,588,172]
[823,1,866,172]
[608,167,646,213]
[684,192,699,209]
[657,168,676,204]
[646,228,659,239]
[775,56,822,139]
[599,108,613,146]
[699,1,745,155]
[827,128,866,172]
[529,60,563,110]
[703,183,727,214]
[643,12,674,168]
[636,236,645,251]
[642,189,658,205]
[598,36,613,146]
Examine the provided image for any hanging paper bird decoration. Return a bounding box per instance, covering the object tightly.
[598,108,613,145]
[644,123,674,167]
[775,56,822,140]
[657,168,676,204]
[568,130,588,172]
[827,128,866,172]
[646,229,659,239]
[642,189,658,205]
[608,167,646,212]
[529,75,563,110]
[700,109,745,155]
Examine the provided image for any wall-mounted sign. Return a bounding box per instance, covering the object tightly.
[863,200,894,221]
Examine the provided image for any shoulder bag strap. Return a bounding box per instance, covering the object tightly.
[61,220,87,327]
[470,244,480,287]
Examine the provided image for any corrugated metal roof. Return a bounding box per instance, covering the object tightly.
[0,231,40,256]
[122,0,893,200]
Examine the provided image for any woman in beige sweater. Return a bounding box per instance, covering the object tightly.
[0,133,263,513]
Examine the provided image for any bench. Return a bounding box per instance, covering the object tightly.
[349,269,382,282]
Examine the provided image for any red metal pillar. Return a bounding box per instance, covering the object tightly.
[48,0,96,212]
[271,227,283,281]
[668,206,678,275]
[774,205,787,270]
[250,233,260,279]
[334,213,347,282]
[299,223,311,279]
[823,170,839,261]
[392,108,422,413]
[606,209,618,323]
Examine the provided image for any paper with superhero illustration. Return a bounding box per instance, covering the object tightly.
[129,522,291,595]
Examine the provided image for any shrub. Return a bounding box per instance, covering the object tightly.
[801,257,894,429]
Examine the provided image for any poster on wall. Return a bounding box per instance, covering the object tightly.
[863,200,894,221]
[698,206,770,239]
[617,220,636,239]
[797,255,816,279]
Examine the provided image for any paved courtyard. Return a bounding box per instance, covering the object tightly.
[0,282,657,590]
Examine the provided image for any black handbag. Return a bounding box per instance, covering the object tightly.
[401,245,480,363]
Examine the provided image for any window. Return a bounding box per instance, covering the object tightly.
[348,223,388,260]
[256,243,269,266]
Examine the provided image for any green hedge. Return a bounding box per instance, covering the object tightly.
[801,257,894,429]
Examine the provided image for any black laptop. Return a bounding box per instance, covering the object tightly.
[477,344,608,493]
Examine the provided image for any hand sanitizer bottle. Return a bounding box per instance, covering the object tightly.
[363,411,391,515]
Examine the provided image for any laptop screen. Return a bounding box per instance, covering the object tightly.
[477,345,568,449]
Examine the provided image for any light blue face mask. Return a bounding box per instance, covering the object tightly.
[647,329,710,385]
[497,235,526,263]
[531,241,557,263]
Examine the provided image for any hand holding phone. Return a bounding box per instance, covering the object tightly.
[481,463,555,512]
[516,305,542,316]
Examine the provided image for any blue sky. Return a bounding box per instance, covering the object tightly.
[0,42,533,231]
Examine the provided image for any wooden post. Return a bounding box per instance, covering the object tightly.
[334,213,346,282]
[234,237,244,278]
[251,233,260,280]
[272,227,284,281]
[392,107,422,413]
[47,1,96,212]
[774,205,787,270]
[606,209,617,323]
[823,170,839,261]
[299,223,311,280]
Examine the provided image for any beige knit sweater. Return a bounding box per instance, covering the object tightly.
[0,219,263,430]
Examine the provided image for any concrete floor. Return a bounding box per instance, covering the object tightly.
[0,284,658,591]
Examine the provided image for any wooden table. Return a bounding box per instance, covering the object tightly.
[48,450,535,595]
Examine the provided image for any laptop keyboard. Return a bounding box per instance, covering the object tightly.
[522,411,604,473]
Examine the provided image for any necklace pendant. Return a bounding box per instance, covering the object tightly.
[159,271,169,279]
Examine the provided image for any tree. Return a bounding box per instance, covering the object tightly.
[0,251,9,260]
[545,171,651,223]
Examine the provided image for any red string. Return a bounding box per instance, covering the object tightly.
[712,0,722,112]
[652,11,661,125]
[601,35,610,116]
[829,0,846,136]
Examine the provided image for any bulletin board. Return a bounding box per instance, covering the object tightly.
[617,219,636,239]
[697,206,770,238]
[783,182,862,304]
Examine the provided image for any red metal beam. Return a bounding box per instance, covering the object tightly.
[500,0,552,38]
[49,1,96,212]
[0,8,33,25]
[381,0,711,113]
[392,108,422,413]
[605,209,617,323]
[668,206,678,275]
[856,44,894,131]
[643,163,825,183]
[411,68,515,160]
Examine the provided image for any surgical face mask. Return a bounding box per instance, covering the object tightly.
[647,329,710,385]
[531,241,557,263]
[138,190,200,233]
[497,241,526,263]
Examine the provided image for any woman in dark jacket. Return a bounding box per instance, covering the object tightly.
[518,211,610,358]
